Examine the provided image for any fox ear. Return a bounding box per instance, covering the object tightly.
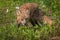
[17,10,21,16]
[25,10,30,14]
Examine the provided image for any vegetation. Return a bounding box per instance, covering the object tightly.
[0,0,60,40]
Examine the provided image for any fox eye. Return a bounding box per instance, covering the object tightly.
[21,18,24,21]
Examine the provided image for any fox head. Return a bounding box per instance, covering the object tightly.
[17,9,30,26]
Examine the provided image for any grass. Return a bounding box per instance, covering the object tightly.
[0,0,60,40]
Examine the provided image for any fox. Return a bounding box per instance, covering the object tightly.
[16,3,53,27]
[17,3,39,26]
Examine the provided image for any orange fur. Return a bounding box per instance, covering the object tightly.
[43,15,53,25]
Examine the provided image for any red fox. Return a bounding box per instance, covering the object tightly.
[16,3,53,27]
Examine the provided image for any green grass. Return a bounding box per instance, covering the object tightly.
[0,0,60,40]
